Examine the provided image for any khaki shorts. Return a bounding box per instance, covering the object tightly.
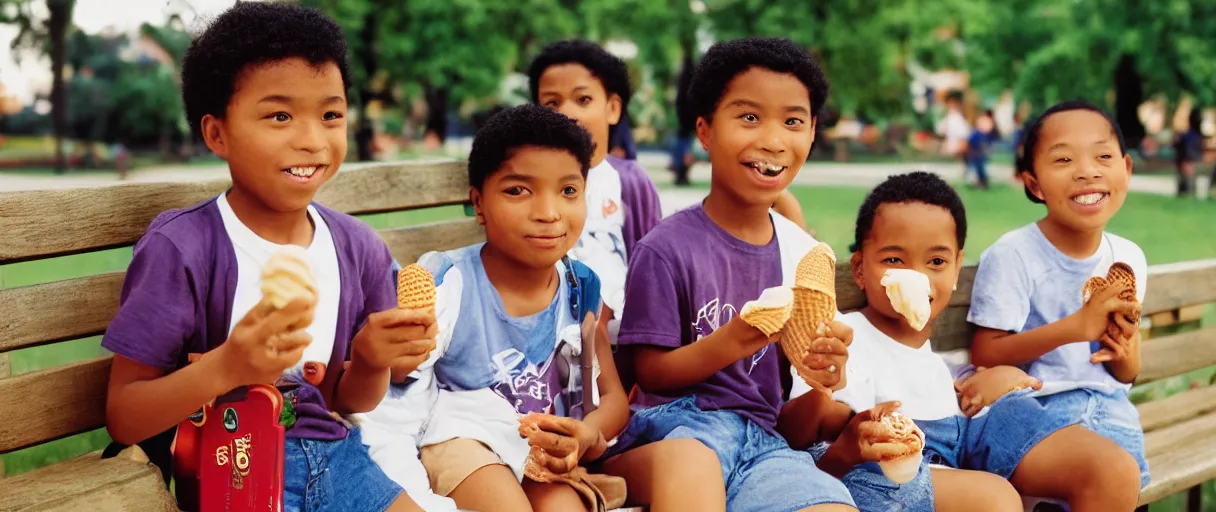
[418,438,506,497]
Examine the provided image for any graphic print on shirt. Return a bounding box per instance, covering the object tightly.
[601,198,619,218]
[488,347,563,415]
[693,298,769,374]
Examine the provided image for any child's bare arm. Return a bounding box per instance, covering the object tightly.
[335,308,437,414]
[777,387,854,450]
[107,299,315,444]
[971,285,1138,368]
[633,316,772,393]
[106,352,239,446]
[579,307,630,461]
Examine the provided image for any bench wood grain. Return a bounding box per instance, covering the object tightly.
[0,449,175,511]
[0,159,469,264]
[0,357,111,454]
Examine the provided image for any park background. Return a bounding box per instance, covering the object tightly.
[1,0,1214,510]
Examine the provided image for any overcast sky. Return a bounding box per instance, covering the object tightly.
[1,0,238,103]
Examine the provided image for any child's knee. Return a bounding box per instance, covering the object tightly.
[656,438,722,482]
[974,472,1022,512]
[1079,445,1141,496]
[524,480,587,512]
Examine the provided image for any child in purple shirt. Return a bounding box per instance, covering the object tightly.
[528,40,663,358]
[599,38,857,512]
[101,4,432,511]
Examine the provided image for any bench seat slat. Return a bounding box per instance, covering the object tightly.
[1138,385,1216,433]
[1139,413,1216,505]
[0,450,175,511]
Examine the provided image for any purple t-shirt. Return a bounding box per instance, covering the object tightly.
[607,155,662,261]
[101,196,397,441]
[618,205,785,433]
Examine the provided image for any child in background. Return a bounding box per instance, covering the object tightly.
[789,172,1064,512]
[600,37,857,512]
[529,40,662,348]
[101,4,432,511]
[363,105,631,512]
[965,111,997,190]
[969,100,1149,510]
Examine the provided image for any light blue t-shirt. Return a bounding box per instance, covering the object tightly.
[967,223,1147,393]
[423,243,601,418]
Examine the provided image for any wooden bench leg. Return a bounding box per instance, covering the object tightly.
[1188,485,1202,512]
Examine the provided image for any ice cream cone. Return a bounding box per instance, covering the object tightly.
[397,264,436,310]
[781,243,838,386]
[261,244,317,309]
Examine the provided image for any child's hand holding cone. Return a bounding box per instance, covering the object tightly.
[1079,262,1141,364]
[352,264,438,375]
[780,243,852,390]
[518,413,603,482]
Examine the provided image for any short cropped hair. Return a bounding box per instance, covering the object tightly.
[181,2,352,138]
[851,171,968,252]
[466,104,593,190]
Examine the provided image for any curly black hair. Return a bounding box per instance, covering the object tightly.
[528,40,632,111]
[181,2,352,139]
[689,37,829,123]
[850,171,967,253]
[467,104,593,190]
[1016,100,1126,204]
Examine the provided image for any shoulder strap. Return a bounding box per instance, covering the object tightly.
[561,256,602,321]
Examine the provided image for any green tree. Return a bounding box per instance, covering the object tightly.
[0,0,77,171]
[702,0,963,122]
[581,0,703,136]
[961,0,1216,147]
[308,0,584,155]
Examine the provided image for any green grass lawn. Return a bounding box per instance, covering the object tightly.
[3,182,1215,510]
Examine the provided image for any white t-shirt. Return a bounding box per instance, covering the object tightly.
[967,223,1148,395]
[568,159,628,316]
[791,311,962,421]
[216,193,341,372]
[938,109,971,156]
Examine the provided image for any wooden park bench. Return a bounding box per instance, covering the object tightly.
[1,157,1214,511]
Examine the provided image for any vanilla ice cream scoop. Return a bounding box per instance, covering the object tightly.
[880,269,932,331]
[740,286,795,336]
[261,244,317,309]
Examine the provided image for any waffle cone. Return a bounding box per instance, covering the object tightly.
[740,286,794,336]
[1081,262,1139,324]
[261,245,317,309]
[397,264,436,309]
[794,243,837,294]
[781,243,839,386]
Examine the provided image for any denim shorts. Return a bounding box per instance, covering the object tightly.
[605,396,855,512]
[1033,387,1150,488]
[816,388,1073,512]
[921,387,1077,479]
[284,427,404,512]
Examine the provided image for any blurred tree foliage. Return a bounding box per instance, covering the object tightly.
[961,0,1216,146]
[5,0,1216,160]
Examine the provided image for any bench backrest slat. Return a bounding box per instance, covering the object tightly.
[0,159,470,264]
[0,357,111,454]
[2,158,1214,460]
[1138,329,1216,385]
